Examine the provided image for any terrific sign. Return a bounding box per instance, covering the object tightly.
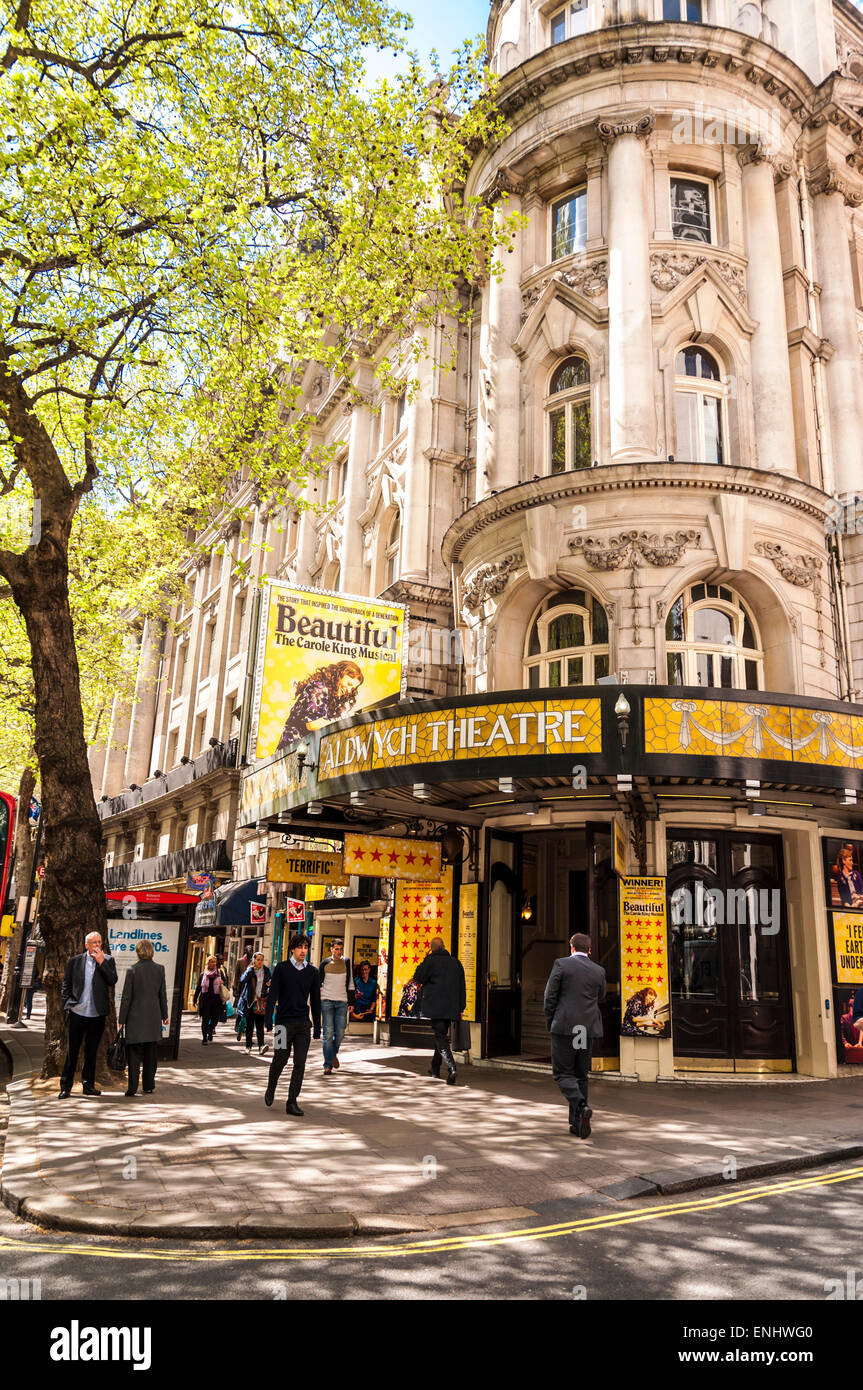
[250,582,406,761]
[266,848,349,886]
[618,877,670,1041]
[320,699,602,780]
[343,833,442,880]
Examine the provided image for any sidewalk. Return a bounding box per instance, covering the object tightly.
[2,1013,863,1238]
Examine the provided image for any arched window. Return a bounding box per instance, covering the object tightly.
[548,356,591,474]
[385,511,400,587]
[675,346,725,465]
[524,590,610,689]
[665,584,763,690]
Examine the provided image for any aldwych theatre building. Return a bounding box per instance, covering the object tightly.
[94,0,863,1079]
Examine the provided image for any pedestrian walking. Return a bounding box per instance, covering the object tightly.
[193,955,225,1045]
[412,937,466,1086]
[118,939,168,1097]
[263,934,321,1115]
[58,931,118,1099]
[543,931,607,1139]
[319,939,354,1075]
[23,967,42,1020]
[238,952,271,1055]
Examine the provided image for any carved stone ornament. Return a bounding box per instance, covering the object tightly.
[650,252,747,304]
[737,142,794,179]
[808,164,863,208]
[483,167,525,207]
[462,553,521,612]
[521,262,609,323]
[596,113,655,144]
[754,541,821,588]
[570,530,701,570]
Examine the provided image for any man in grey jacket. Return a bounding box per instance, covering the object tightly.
[544,931,606,1139]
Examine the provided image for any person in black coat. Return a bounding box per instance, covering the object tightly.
[238,953,271,1055]
[193,956,224,1044]
[118,939,169,1096]
[263,934,321,1116]
[413,938,467,1086]
[59,931,118,1099]
[543,930,607,1139]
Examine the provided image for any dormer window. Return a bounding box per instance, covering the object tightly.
[551,0,589,45]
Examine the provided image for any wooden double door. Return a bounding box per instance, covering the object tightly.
[666,830,794,1066]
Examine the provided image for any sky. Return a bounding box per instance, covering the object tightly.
[364,0,492,79]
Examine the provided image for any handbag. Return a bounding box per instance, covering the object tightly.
[450,1019,472,1053]
[107,1027,127,1072]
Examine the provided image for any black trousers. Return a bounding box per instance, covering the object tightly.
[431,1018,456,1071]
[245,1011,265,1050]
[200,996,221,1040]
[127,1041,158,1094]
[61,1012,106,1091]
[550,1032,592,1120]
[266,1020,311,1102]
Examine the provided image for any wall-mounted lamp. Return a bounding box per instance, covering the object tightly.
[522,802,539,817]
[440,827,465,864]
[615,692,631,751]
[296,740,316,774]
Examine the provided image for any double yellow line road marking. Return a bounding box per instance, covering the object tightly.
[1,1163,861,1263]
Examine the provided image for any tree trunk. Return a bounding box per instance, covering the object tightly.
[10,549,108,1078]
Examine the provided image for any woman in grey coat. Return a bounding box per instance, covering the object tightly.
[118,939,168,1097]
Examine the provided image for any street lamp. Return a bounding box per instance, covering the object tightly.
[615,692,631,751]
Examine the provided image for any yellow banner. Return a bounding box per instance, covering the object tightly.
[252,582,406,761]
[645,697,863,769]
[619,877,670,1040]
[458,883,479,1024]
[392,868,454,1014]
[377,916,390,1021]
[832,913,863,984]
[266,847,348,886]
[319,698,602,780]
[343,833,442,881]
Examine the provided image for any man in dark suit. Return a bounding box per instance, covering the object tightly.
[264,933,321,1116]
[413,937,467,1085]
[59,931,118,1098]
[544,931,606,1139]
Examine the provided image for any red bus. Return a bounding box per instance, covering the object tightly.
[0,791,15,914]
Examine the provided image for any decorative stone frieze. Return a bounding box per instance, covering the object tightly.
[649,252,747,304]
[570,530,701,646]
[596,113,655,144]
[462,553,522,612]
[521,261,609,322]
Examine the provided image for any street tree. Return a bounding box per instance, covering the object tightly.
[0,0,511,1072]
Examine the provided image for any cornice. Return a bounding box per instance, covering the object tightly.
[441,464,835,565]
[807,160,863,206]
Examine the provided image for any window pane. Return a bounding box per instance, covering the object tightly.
[552,192,586,260]
[551,9,566,42]
[662,0,680,16]
[667,651,685,685]
[550,409,566,474]
[528,624,541,657]
[745,659,760,691]
[666,596,685,641]
[675,391,699,459]
[549,612,585,650]
[742,614,756,648]
[548,660,562,688]
[671,179,711,243]
[702,394,722,465]
[551,356,589,393]
[686,0,702,19]
[571,0,589,35]
[730,841,777,875]
[667,839,718,871]
[696,652,713,686]
[693,607,734,642]
[691,583,706,600]
[720,654,734,688]
[670,883,719,1000]
[737,890,780,1002]
[528,664,540,689]
[592,598,609,644]
[594,653,609,681]
[567,657,584,686]
[571,400,591,470]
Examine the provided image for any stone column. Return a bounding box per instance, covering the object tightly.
[400,326,434,580]
[810,164,863,495]
[599,115,657,462]
[122,617,164,786]
[739,147,798,474]
[483,168,524,492]
[341,390,373,594]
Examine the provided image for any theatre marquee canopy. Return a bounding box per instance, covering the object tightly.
[239,687,863,827]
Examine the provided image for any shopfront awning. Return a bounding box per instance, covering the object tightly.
[214,878,267,928]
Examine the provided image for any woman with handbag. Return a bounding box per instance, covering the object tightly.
[118,939,168,1096]
[193,955,224,1045]
[238,952,271,1055]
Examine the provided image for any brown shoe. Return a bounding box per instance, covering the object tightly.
[332,1056,340,1070]
[323,1067,333,1076]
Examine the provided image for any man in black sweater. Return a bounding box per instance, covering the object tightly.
[264,933,321,1115]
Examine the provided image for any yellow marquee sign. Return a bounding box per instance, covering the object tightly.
[645,698,863,769]
[266,848,349,886]
[343,833,442,881]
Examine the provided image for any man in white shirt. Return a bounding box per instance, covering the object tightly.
[59,931,118,1098]
[319,939,354,1076]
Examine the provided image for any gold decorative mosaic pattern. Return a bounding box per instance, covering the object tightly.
[644,698,863,769]
[318,698,602,783]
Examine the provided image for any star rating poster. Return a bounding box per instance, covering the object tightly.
[619,876,671,1040]
[343,833,442,881]
[392,867,454,1009]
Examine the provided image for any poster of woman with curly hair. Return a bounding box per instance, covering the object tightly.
[251,582,406,760]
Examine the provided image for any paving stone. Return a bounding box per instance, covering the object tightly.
[596,1176,659,1200]
[237,1211,357,1237]
[426,1205,536,1229]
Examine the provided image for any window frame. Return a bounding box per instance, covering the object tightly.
[550,0,590,46]
[662,0,704,20]
[523,593,611,690]
[670,173,715,247]
[384,510,401,588]
[546,354,592,475]
[673,343,726,466]
[550,186,588,264]
[665,585,764,691]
